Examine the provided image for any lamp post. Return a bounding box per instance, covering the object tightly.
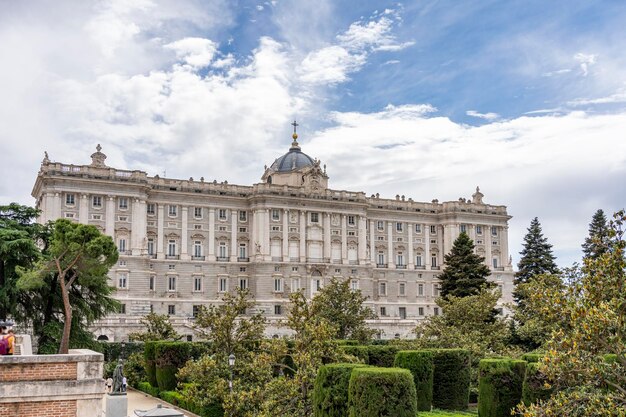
[120,341,126,361]
[228,353,235,394]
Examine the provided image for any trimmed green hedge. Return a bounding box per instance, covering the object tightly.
[478,359,526,417]
[520,353,543,363]
[348,367,417,417]
[137,381,160,397]
[394,350,434,411]
[144,341,158,387]
[432,349,471,410]
[100,341,144,362]
[367,346,399,367]
[340,346,369,363]
[313,363,369,417]
[155,342,192,391]
[522,362,552,406]
[336,340,360,346]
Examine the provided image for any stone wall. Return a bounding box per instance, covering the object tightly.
[0,349,105,417]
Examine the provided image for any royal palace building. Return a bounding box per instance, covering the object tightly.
[31,129,514,341]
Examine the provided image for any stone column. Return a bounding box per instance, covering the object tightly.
[105,196,115,238]
[181,206,189,260]
[486,226,493,269]
[131,199,146,256]
[323,212,331,261]
[387,222,395,268]
[369,220,376,264]
[263,209,271,261]
[502,226,509,270]
[408,222,414,268]
[208,208,216,261]
[78,194,89,224]
[424,225,431,270]
[341,215,348,264]
[299,210,306,262]
[358,215,367,262]
[438,225,445,268]
[157,204,164,259]
[53,192,62,220]
[283,209,289,262]
[231,210,238,262]
[469,224,476,242]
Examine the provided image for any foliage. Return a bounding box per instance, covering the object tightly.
[432,349,471,410]
[421,411,478,417]
[155,342,192,391]
[124,351,146,388]
[521,362,552,406]
[520,353,543,363]
[129,312,181,342]
[582,209,610,261]
[312,363,369,417]
[100,341,144,362]
[137,381,160,397]
[478,358,526,417]
[144,341,158,387]
[17,219,118,353]
[439,232,492,298]
[339,345,369,363]
[365,345,399,367]
[310,276,377,342]
[517,211,626,416]
[394,350,434,411]
[347,367,417,417]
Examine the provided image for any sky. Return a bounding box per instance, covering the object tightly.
[0,0,625,267]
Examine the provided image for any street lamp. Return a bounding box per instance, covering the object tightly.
[228,353,235,393]
[120,341,126,361]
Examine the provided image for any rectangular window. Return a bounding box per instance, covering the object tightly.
[118,273,127,289]
[168,305,175,316]
[118,239,127,253]
[274,278,283,292]
[396,253,405,266]
[149,275,155,291]
[168,276,176,291]
[239,278,248,290]
[418,307,424,316]
[396,222,403,232]
[274,305,282,315]
[492,258,498,268]
[119,197,128,210]
[239,211,247,221]
[399,307,406,319]
[147,238,155,255]
[239,227,247,233]
[120,304,126,314]
[147,203,155,215]
[377,252,385,265]
[271,225,280,231]
[460,224,467,234]
[379,282,387,296]
[168,264,175,270]
[377,221,384,231]
[415,224,421,233]
[118,216,128,222]
[192,305,200,318]
[351,280,358,290]
[292,266,298,272]
[348,215,355,226]
[219,277,227,292]
[418,283,424,296]
[272,209,280,220]
[491,226,498,236]
[168,205,177,217]
[194,207,202,218]
[434,307,440,316]
[218,209,227,220]
[92,196,102,208]
[433,284,441,297]
[64,212,75,219]
[291,278,300,292]
[193,241,202,257]
[416,255,422,267]
[476,225,483,235]
[119,260,126,266]
[380,306,387,316]
[240,267,246,272]
[430,225,436,234]
[239,244,247,259]
[194,277,202,292]
[168,240,176,256]
[91,214,102,220]
[219,242,227,258]
[399,282,406,296]
[310,212,319,223]
[66,193,75,205]
[431,254,437,267]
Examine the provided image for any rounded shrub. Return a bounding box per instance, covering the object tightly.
[394,350,434,411]
[478,358,526,417]
[432,348,471,410]
[366,345,399,367]
[348,367,417,417]
[155,342,192,391]
[520,353,543,363]
[522,362,553,406]
[144,341,158,387]
[340,345,369,363]
[313,363,369,417]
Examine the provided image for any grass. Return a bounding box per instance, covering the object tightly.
[420,408,478,416]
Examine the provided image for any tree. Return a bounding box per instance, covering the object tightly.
[439,232,491,298]
[582,209,610,261]
[517,211,626,416]
[18,219,118,353]
[514,218,559,302]
[309,276,377,342]
[0,203,42,320]
[129,312,181,342]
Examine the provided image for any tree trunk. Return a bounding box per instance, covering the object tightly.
[58,275,72,354]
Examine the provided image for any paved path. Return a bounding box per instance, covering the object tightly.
[103,388,201,417]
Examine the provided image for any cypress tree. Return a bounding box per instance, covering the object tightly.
[439,232,491,298]
[581,209,610,261]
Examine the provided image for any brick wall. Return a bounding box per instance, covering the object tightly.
[0,400,77,417]
[0,362,77,382]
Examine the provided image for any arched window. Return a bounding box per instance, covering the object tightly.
[267,176,272,184]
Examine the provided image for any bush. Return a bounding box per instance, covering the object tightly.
[189,341,212,359]
[432,349,471,410]
[520,353,543,363]
[155,342,192,391]
[159,390,183,406]
[367,345,399,367]
[313,363,369,417]
[144,341,158,387]
[137,381,160,397]
[124,351,146,388]
[522,362,553,406]
[99,341,144,362]
[178,384,225,417]
[336,340,360,346]
[394,350,434,411]
[347,367,417,417]
[478,358,526,417]
[340,345,369,363]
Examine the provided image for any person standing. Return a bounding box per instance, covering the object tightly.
[5,329,15,355]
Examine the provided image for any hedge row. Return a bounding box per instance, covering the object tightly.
[99,341,145,362]
[432,349,471,410]
[394,350,434,411]
[520,353,543,363]
[478,359,526,417]
[522,362,552,406]
[155,342,192,391]
[137,381,159,397]
[348,367,417,417]
[144,341,158,387]
[313,363,369,417]
[339,345,399,367]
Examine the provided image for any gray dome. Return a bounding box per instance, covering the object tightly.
[270,147,315,172]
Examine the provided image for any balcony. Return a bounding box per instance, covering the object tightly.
[120,250,132,256]
[349,260,359,265]
[289,257,300,262]
[272,256,282,262]
[148,253,157,259]
[376,263,388,268]
[414,265,425,270]
[493,266,504,271]
[238,257,250,262]
[431,266,440,270]
[307,257,330,263]
[396,265,407,269]
[165,254,179,260]
[216,256,230,262]
[191,256,205,261]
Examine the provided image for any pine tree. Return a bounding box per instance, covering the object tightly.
[439,232,491,298]
[514,217,558,301]
[581,209,610,261]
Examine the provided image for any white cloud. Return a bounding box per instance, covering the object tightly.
[299,46,366,84]
[574,52,597,76]
[466,110,500,121]
[541,68,571,77]
[256,5,264,11]
[567,88,626,106]
[164,37,218,69]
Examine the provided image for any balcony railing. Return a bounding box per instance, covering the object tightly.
[238,257,250,262]
[272,256,282,262]
[165,255,179,260]
[396,264,407,269]
[148,253,157,259]
[414,265,425,270]
[493,266,504,271]
[308,257,330,263]
[216,256,229,262]
[431,265,440,270]
[290,257,300,262]
[376,263,388,268]
[349,260,359,265]
[191,256,205,261]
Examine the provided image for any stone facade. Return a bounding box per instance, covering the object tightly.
[31,136,514,341]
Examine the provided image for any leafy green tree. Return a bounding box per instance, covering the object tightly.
[18,219,118,353]
[514,218,559,303]
[517,211,626,416]
[309,276,377,342]
[129,312,181,342]
[582,209,610,261]
[439,232,491,298]
[0,203,42,320]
